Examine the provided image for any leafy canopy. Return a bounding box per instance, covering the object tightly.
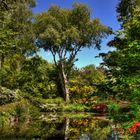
[35,3,111,67]
[101,1,140,100]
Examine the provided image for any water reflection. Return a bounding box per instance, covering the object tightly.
[80,134,91,140]
[0,113,118,140]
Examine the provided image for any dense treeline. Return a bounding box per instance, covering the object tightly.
[100,0,140,102]
[99,0,140,136]
[0,0,108,103]
[0,0,140,138]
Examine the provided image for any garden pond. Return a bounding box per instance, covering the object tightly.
[0,112,140,140]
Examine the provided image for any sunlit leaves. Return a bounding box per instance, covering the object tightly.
[35,3,110,59]
[101,1,140,100]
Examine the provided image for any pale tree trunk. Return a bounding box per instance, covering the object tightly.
[64,118,70,140]
[58,61,70,102]
[51,52,70,102]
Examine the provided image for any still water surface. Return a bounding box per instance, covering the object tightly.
[0,113,121,140]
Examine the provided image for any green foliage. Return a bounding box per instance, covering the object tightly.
[62,103,88,112]
[0,98,40,122]
[0,111,10,127]
[69,80,96,101]
[45,97,64,105]
[0,0,39,101]
[129,104,140,120]
[107,101,120,114]
[81,65,106,84]
[35,3,110,101]
[69,65,105,105]
[0,0,37,72]
[1,0,140,138]
[1,54,59,99]
[117,0,140,24]
[101,7,140,100]
[0,87,20,105]
[19,55,58,98]
[100,2,140,137]
[35,4,109,50]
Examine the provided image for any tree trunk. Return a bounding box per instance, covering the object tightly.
[58,61,70,102]
[64,118,70,140]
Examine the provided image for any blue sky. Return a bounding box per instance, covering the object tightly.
[32,0,120,68]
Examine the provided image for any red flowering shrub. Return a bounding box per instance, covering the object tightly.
[114,121,140,135]
[133,122,140,127]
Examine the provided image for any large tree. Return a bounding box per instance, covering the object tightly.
[117,0,140,24]
[0,0,36,69]
[0,0,36,86]
[35,4,110,102]
[100,0,140,100]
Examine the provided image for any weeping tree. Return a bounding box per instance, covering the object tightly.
[35,4,111,102]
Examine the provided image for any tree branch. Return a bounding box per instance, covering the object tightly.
[50,48,57,66]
